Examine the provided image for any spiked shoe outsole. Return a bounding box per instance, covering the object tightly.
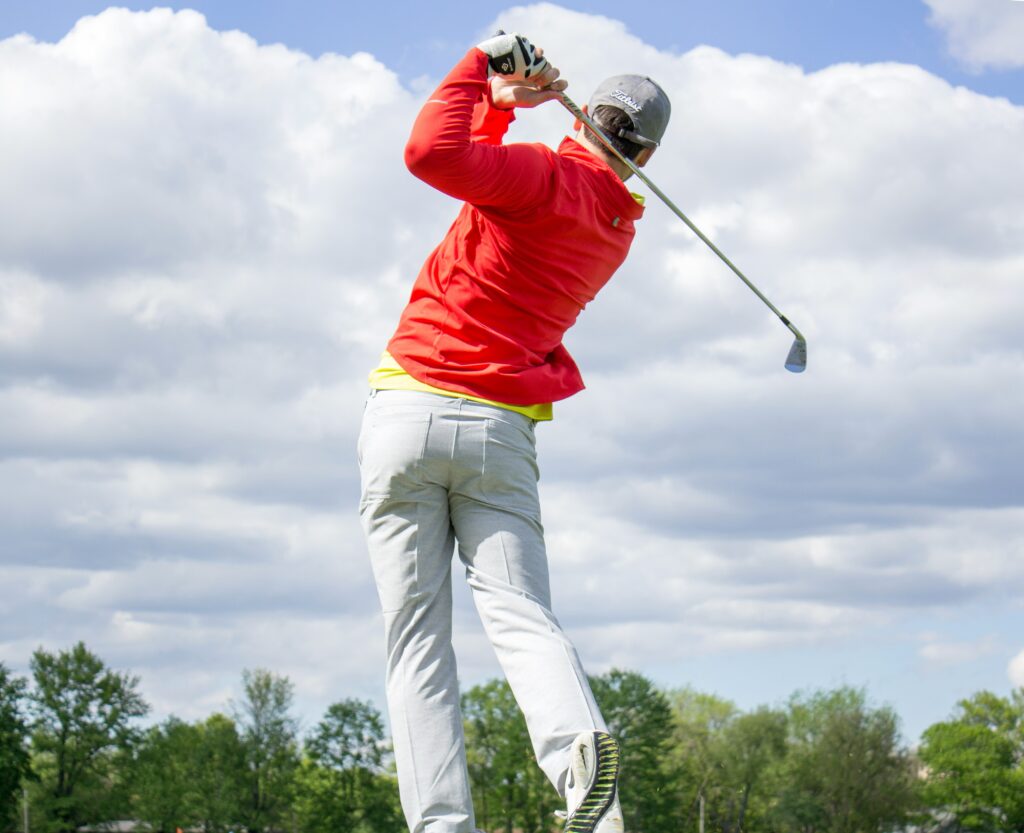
[564,732,620,832]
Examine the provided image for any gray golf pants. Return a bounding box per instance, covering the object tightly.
[358,389,606,833]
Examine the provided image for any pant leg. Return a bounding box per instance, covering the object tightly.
[358,391,476,833]
[447,404,606,796]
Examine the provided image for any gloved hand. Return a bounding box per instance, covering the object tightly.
[476,31,549,82]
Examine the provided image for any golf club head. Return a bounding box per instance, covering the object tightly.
[785,338,807,373]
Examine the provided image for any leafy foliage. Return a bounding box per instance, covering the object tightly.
[231,668,300,833]
[462,678,559,833]
[590,669,677,833]
[773,686,918,833]
[11,641,1024,833]
[298,698,401,833]
[667,688,788,833]
[0,664,33,831]
[918,690,1024,833]
[130,718,199,832]
[191,714,250,833]
[129,713,247,833]
[29,642,148,833]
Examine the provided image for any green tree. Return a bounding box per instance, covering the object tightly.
[306,699,385,780]
[191,713,247,833]
[130,718,199,833]
[667,688,789,833]
[29,642,148,833]
[713,707,788,833]
[1,664,33,832]
[957,688,1024,764]
[130,715,248,833]
[590,669,676,833]
[462,679,558,833]
[232,668,300,833]
[293,762,346,833]
[666,687,739,830]
[299,698,400,833]
[773,686,916,833]
[918,690,1024,833]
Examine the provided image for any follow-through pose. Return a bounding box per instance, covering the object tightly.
[358,31,670,833]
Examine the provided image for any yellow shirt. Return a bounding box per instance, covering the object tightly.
[368,352,554,421]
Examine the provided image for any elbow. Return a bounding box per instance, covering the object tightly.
[404,139,433,177]
[404,138,466,181]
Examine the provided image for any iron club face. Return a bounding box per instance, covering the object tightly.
[785,338,807,373]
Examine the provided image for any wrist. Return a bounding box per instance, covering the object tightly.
[486,78,515,111]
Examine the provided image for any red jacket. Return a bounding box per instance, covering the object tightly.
[387,48,644,405]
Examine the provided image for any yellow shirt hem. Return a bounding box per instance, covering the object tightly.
[367,352,554,422]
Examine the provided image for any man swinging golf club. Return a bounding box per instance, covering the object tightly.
[358,30,670,833]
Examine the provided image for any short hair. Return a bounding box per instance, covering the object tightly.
[584,105,646,162]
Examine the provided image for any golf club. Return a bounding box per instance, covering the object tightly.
[558,92,807,373]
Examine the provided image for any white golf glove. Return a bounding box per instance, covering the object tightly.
[476,31,549,81]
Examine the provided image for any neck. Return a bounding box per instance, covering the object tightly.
[576,132,634,181]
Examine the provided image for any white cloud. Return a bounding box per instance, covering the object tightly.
[924,0,1024,71]
[538,494,1024,668]
[2,5,1023,729]
[1009,648,1024,687]
[918,634,998,666]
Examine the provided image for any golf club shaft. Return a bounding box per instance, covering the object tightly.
[558,93,805,346]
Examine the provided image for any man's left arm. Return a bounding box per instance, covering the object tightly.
[469,80,517,146]
[403,36,566,211]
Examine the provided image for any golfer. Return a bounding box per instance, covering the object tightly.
[358,31,670,833]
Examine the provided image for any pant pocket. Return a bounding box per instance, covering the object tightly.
[359,408,432,499]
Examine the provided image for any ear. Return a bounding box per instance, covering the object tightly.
[635,146,655,168]
[573,103,589,131]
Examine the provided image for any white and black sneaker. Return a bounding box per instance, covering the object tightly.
[564,731,624,833]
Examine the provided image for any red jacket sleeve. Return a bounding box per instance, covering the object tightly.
[403,48,556,211]
[470,80,515,145]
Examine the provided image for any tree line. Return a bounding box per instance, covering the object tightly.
[2,642,1023,833]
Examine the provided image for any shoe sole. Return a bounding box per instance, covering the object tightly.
[564,731,620,833]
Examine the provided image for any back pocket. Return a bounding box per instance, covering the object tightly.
[358,407,432,499]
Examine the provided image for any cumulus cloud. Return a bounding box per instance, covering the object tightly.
[924,0,1024,71]
[1009,649,1024,688]
[918,634,998,667]
[2,5,1023,732]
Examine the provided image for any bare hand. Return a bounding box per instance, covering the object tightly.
[490,47,567,109]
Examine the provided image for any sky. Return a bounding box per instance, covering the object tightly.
[1,0,1023,748]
